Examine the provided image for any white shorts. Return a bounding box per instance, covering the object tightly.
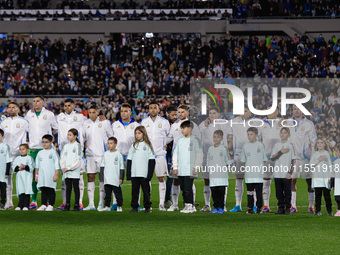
[292,159,311,179]
[263,160,274,179]
[86,156,102,174]
[155,156,168,177]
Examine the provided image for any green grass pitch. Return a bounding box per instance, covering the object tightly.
[1,176,340,254]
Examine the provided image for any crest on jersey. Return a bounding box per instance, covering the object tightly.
[4,126,8,128]
[72,148,76,153]
[64,151,68,156]
[43,115,47,120]
[301,126,305,131]
[40,157,43,161]
[0,149,4,154]
[74,117,77,121]
[130,125,134,129]
[246,152,251,157]
[146,125,150,128]
[143,146,146,151]
[114,156,118,165]
[257,146,261,153]
[16,123,20,128]
[98,123,102,128]
[209,155,213,160]
[87,126,90,129]
[117,125,121,128]
[49,153,52,159]
[188,142,193,151]
[220,151,223,157]
[175,129,178,131]
[158,123,162,128]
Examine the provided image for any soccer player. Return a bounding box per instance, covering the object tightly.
[289,106,317,213]
[99,137,124,212]
[56,99,86,210]
[83,105,114,211]
[12,144,34,211]
[127,126,155,213]
[60,129,82,211]
[25,96,58,210]
[240,127,267,214]
[207,130,231,214]
[141,102,170,211]
[35,134,60,211]
[333,144,340,217]
[259,108,283,213]
[172,121,203,213]
[199,106,231,212]
[111,103,140,210]
[270,127,296,215]
[0,129,11,210]
[0,102,29,209]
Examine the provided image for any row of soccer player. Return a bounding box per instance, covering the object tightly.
[0,96,338,214]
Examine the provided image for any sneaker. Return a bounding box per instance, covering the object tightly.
[334,210,340,217]
[97,204,104,211]
[83,204,96,211]
[230,205,242,212]
[246,210,254,214]
[79,204,84,210]
[327,212,333,216]
[72,205,80,211]
[189,204,196,213]
[253,206,257,213]
[217,207,225,214]
[130,208,138,213]
[210,208,219,214]
[167,204,179,211]
[62,204,70,211]
[99,206,110,212]
[200,205,211,212]
[164,200,172,208]
[275,209,285,215]
[0,204,5,210]
[37,205,47,211]
[159,205,166,211]
[15,207,21,211]
[285,208,291,215]
[46,205,54,211]
[22,207,29,211]
[180,204,190,213]
[138,206,142,212]
[57,203,66,210]
[110,203,117,211]
[5,204,14,209]
[290,206,298,213]
[144,208,152,213]
[117,206,122,212]
[308,207,315,214]
[261,206,271,213]
[29,202,38,210]
[315,211,322,216]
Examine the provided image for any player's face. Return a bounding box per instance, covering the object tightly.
[107,140,116,151]
[177,108,188,120]
[181,127,191,137]
[247,131,257,142]
[135,130,144,142]
[19,146,28,156]
[241,108,251,120]
[280,129,290,140]
[168,111,177,122]
[8,104,19,117]
[64,102,75,115]
[209,110,219,121]
[213,134,223,145]
[120,107,132,121]
[149,104,159,118]
[0,133,3,141]
[89,109,98,121]
[67,132,77,143]
[316,140,326,151]
[293,106,302,118]
[33,97,44,111]
[267,108,278,119]
[42,139,52,149]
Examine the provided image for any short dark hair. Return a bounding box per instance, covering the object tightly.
[8,102,19,108]
[108,137,118,144]
[178,105,189,111]
[42,134,53,142]
[121,103,132,111]
[89,105,97,111]
[149,101,159,107]
[280,127,290,135]
[209,106,220,113]
[166,105,177,113]
[180,120,193,129]
[64,99,74,104]
[19,144,29,150]
[0,129,4,137]
[247,127,258,135]
[34,95,44,101]
[214,130,223,137]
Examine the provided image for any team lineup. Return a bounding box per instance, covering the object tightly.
[0,96,340,215]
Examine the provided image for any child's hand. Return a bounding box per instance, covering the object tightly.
[281,147,290,154]
[192,168,198,175]
[328,178,331,184]
[173,169,178,175]
[62,168,68,173]
[318,155,326,162]
[35,175,38,182]
[53,174,58,182]
[119,179,123,185]
[5,175,8,178]
[20,164,25,170]
[286,173,291,180]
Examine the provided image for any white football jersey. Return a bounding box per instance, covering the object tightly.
[112,119,140,156]
[259,118,282,159]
